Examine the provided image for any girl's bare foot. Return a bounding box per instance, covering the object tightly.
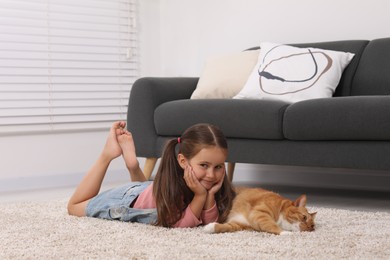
[118,130,140,171]
[101,121,125,161]
[118,130,146,181]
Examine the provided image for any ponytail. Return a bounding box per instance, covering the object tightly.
[153,138,192,227]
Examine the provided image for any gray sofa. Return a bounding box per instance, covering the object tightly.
[127,37,390,182]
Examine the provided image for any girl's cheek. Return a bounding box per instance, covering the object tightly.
[217,169,225,178]
[192,168,204,178]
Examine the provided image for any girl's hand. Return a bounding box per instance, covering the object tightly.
[208,169,226,196]
[204,169,225,210]
[184,165,207,196]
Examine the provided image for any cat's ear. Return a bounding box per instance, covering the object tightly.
[294,194,307,207]
[310,212,317,219]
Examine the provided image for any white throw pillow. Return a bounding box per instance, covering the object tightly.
[233,42,355,103]
[191,50,260,99]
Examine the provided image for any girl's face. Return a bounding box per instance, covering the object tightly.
[184,146,227,190]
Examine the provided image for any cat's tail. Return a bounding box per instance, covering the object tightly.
[204,222,252,233]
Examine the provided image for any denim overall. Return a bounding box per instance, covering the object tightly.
[86,181,157,224]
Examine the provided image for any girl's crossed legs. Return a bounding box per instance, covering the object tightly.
[67,121,146,217]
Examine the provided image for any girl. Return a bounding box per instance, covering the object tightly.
[67,121,235,228]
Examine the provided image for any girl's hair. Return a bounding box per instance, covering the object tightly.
[153,123,236,227]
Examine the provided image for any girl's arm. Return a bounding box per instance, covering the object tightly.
[201,203,219,224]
[204,192,216,210]
[172,200,219,227]
[183,165,207,219]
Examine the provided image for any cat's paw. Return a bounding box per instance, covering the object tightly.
[204,223,217,233]
[280,231,293,235]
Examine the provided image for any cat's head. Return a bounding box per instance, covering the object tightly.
[286,195,317,232]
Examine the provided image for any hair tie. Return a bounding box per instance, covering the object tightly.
[177,137,181,143]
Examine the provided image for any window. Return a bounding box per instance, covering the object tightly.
[0,0,138,135]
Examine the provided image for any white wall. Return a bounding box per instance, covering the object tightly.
[1,0,389,193]
[155,0,389,77]
[0,131,138,192]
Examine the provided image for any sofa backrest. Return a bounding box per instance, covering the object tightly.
[291,40,369,97]
[351,38,390,96]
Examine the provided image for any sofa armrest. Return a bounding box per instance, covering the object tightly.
[127,77,199,157]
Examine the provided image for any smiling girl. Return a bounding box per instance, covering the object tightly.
[67,122,235,228]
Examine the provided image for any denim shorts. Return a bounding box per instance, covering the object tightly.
[86,181,157,224]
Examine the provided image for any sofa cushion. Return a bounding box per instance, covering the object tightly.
[154,99,290,140]
[234,42,355,103]
[283,96,390,140]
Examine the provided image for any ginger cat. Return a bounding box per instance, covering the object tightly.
[204,187,316,235]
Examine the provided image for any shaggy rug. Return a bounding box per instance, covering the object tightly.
[0,200,389,259]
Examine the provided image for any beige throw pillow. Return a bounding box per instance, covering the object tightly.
[191,50,260,99]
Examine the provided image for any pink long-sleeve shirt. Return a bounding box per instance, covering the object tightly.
[133,183,219,228]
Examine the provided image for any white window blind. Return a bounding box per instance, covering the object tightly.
[0,0,138,135]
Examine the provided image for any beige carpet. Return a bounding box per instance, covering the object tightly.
[1,200,389,259]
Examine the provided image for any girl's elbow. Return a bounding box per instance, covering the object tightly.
[67,202,76,216]
[66,201,85,217]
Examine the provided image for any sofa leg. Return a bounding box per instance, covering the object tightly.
[227,162,235,182]
[143,157,158,180]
